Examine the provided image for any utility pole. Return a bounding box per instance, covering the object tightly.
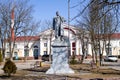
[68,0,70,40]
[68,0,70,57]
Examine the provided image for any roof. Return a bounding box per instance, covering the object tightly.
[110,33,120,39]
[64,27,76,35]
[39,24,77,36]
[98,33,120,39]
[15,36,40,42]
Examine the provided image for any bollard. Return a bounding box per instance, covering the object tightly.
[96,61,100,68]
[40,61,42,67]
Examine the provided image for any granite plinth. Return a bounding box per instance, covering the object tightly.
[46,37,74,74]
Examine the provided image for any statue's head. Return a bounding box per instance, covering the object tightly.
[56,11,59,16]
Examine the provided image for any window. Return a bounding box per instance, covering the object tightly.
[24,49,29,57]
[24,45,29,57]
[14,52,18,57]
[14,52,18,59]
[14,44,17,48]
[7,44,9,48]
[33,45,39,59]
[106,43,112,55]
[44,43,47,47]
[44,51,47,55]
[6,52,10,58]
[34,45,38,48]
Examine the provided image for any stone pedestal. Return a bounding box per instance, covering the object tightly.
[46,37,74,74]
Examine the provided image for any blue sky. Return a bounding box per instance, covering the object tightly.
[29,0,84,24]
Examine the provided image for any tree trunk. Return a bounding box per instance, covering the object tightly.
[80,44,85,64]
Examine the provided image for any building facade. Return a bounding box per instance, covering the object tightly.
[5,24,120,59]
[5,36,40,59]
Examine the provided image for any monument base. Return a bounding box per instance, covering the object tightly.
[46,37,74,74]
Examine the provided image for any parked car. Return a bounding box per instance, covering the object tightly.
[104,55,118,62]
[41,55,52,61]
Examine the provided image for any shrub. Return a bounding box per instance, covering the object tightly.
[70,59,77,64]
[13,57,16,60]
[69,54,78,64]
[13,57,22,60]
[3,59,17,76]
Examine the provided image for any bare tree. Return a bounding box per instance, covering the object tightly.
[75,27,89,64]
[0,0,40,60]
[75,0,119,66]
[22,21,41,62]
[76,0,100,64]
[44,20,53,62]
[40,20,53,62]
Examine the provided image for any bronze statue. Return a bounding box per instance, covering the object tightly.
[53,11,65,39]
